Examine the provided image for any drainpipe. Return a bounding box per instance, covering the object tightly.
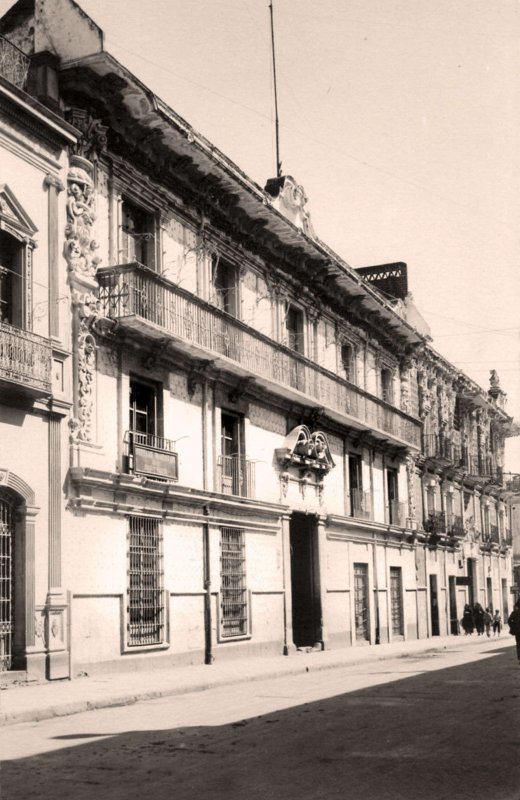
[203,504,213,665]
[370,448,380,644]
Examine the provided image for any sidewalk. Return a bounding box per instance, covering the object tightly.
[0,634,511,727]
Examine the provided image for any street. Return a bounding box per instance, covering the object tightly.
[2,642,519,800]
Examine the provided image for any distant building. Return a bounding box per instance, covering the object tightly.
[0,0,517,681]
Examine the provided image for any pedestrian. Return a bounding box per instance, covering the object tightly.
[462,604,474,635]
[492,609,502,636]
[483,607,492,637]
[473,603,485,636]
[507,600,520,665]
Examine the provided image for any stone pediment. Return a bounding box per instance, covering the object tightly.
[0,184,38,240]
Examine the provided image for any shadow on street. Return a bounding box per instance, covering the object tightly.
[3,647,520,800]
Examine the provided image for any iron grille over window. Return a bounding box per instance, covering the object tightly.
[220,527,248,638]
[127,517,164,647]
[390,567,404,636]
[0,497,14,671]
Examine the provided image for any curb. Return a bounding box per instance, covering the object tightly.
[0,637,510,726]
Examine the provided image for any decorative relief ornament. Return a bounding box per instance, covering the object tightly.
[66,109,108,163]
[405,454,417,524]
[65,157,100,278]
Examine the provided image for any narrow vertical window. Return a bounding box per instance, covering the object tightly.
[341,343,355,383]
[381,367,393,403]
[121,199,156,270]
[213,257,238,317]
[390,566,404,637]
[285,303,304,354]
[127,517,164,647]
[220,527,248,638]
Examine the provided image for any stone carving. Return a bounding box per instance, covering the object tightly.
[65,157,100,278]
[405,454,417,524]
[69,289,100,443]
[66,109,108,163]
[75,324,97,442]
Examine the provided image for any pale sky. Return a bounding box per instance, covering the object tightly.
[2,0,519,466]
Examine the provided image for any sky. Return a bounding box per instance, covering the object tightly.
[2,0,519,465]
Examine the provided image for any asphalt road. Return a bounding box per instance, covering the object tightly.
[2,643,519,800]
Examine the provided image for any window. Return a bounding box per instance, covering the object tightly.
[284,302,304,354]
[390,567,404,637]
[127,517,164,647]
[353,563,369,642]
[126,378,177,480]
[220,527,248,638]
[381,367,393,403]
[218,411,254,496]
[0,231,25,327]
[387,468,400,525]
[341,342,355,383]
[121,199,156,269]
[0,495,14,671]
[349,453,368,518]
[212,257,238,317]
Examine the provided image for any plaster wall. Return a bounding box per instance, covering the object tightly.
[0,408,49,600]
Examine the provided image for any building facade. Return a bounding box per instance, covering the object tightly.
[0,0,517,680]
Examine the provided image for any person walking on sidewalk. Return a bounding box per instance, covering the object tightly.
[483,608,492,637]
[474,603,485,636]
[507,600,520,664]
[492,609,502,636]
[462,604,474,635]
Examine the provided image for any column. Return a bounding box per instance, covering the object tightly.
[44,174,65,340]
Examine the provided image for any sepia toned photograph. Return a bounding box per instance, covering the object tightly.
[0,1,519,798]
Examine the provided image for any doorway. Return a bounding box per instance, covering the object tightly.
[289,513,321,648]
[430,574,440,636]
[448,576,459,635]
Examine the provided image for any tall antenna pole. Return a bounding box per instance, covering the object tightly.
[269,0,282,177]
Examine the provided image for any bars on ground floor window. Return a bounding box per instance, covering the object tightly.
[390,566,404,637]
[220,527,248,638]
[0,497,14,671]
[127,516,164,647]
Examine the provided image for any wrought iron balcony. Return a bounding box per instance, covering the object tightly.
[447,514,465,537]
[388,500,406,527]
[124,430,178,481]
[0,322,52,396]
[423,433,461,465]
[461,451,501,482]
[350,488,372,520]
[424,510,446,534]
[97,264,421,448]
[0,35,30,90]
[217,455,255,498]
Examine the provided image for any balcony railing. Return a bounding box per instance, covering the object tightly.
[97,264,421,448]
[0,323,52,395]
[423,433,461,465]
[388,500,406,527]
[447,514,465,537]
[424,511,446,534]
[0,35,30,89]
[217,455,255,498]
[124,430,178,481]
[350,489,372,520]
[461,451,501,482]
